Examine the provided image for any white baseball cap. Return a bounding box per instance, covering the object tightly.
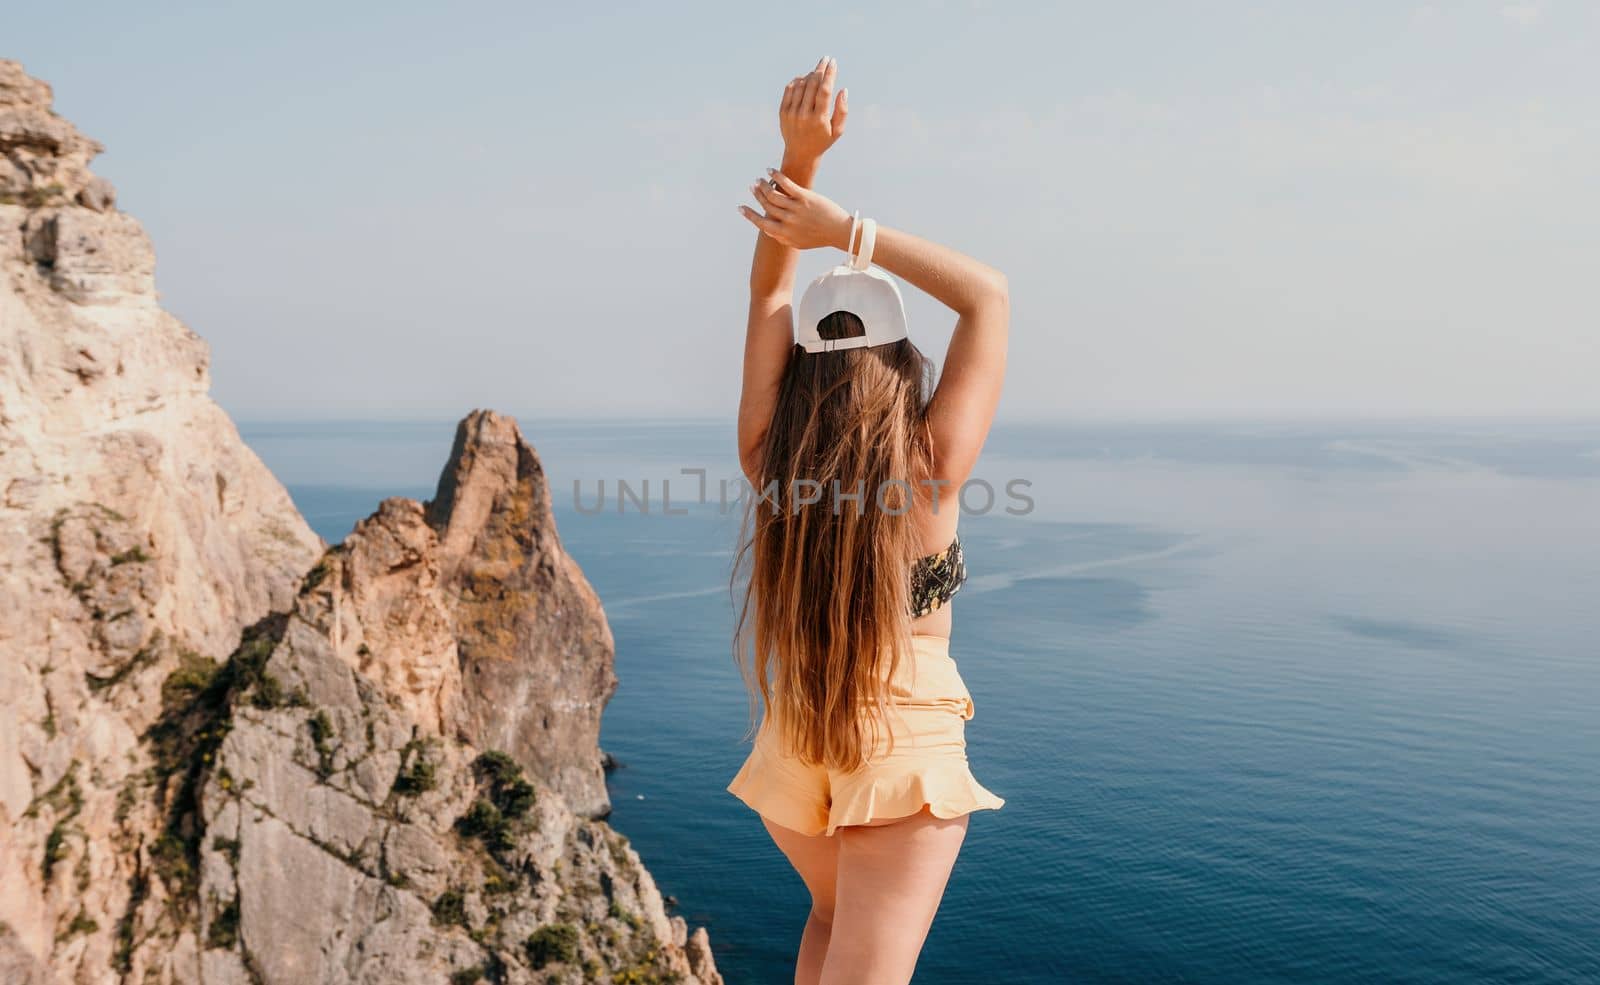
[795,263,910,354]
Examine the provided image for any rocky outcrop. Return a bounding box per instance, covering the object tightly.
[0,60,720,984]
[0,61,115,217]
[428,412,619,820]
[116,417,721,982]
[1,56,327,979]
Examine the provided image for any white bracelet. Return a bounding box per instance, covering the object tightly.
[850,217,877,270]
[845,210,861,264]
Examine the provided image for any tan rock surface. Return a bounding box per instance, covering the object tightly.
[427,411,620,820]
[1,57,326,980]
[0,59,720,985]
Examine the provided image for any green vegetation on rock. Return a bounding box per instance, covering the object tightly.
[525,923,580,969]
[392,737,439,796]
[454,751,538,859]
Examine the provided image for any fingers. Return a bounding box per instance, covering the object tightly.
[767,169,804,198]
[784,74,808,114]
[814,56,837,115]
[750,180,793,214]
[801,59,825,115]
[784,57,838,119]
[831,87,849,136]
[738,205,789,244]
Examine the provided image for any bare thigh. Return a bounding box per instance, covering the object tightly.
[823,806,970,985]
[762,816,841,921]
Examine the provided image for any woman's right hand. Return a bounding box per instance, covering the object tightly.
[779,57,848,165]
[739,170,853,252]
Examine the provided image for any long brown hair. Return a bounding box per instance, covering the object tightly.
[732,312,937,773]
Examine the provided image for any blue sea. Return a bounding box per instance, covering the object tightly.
[242,418,1600,985]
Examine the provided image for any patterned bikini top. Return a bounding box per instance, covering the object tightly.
[910,534,968,617]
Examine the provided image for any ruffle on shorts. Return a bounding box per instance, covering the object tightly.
[822,757,1005,838]
[726,635,1005,838]
[725,739,832,836]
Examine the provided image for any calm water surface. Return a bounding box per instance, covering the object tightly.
[243,418,1600,984]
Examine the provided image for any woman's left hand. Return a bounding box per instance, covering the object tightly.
[739,170,853,251]
[780,57,848,165]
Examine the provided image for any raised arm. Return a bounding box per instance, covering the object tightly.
[740,173,1009,488]
[736,57,849,483]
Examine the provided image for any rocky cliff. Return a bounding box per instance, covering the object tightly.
[0,60,720,985]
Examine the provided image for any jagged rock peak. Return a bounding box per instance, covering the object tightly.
[308,408,619,818]
[0,59,115,212]
[425,409,620,818]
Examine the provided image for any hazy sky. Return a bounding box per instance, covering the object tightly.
[9,2,1597,420]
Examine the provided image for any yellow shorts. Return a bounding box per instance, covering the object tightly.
[726,634,1005,838]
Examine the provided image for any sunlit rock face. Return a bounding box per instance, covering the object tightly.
[1,55,327,982]
[0,59,720,985]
